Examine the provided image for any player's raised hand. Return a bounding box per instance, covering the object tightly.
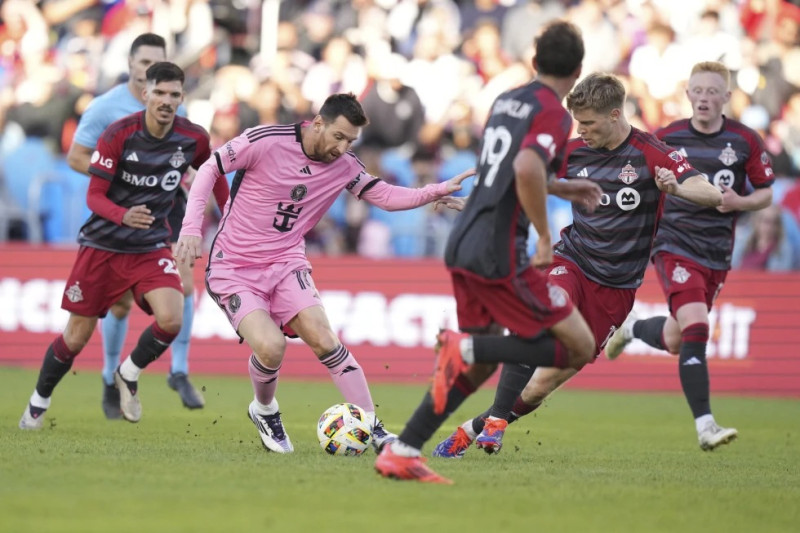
[434,196,467,212]
[174,235,203,267]
[443,168,476,194]
[654,165,678,194]
[122,205,154,229]
[716,184,742,213]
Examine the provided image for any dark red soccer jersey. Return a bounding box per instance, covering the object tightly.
[651,117,774,270]
[80,111,211,252]
[554,127,700,289]
[445,80,573,280]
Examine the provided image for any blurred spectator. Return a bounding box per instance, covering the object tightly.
[301,35,367,113]
[500,0,565,62]
[732,204,800,270]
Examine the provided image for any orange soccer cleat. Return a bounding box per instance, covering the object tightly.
[431,330,470,415]
[375,444,453,484]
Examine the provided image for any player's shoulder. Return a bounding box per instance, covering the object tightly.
[103,112,143,139]
[341,151,366,171]
[631,127,672,154]
[565,137,588,154]
[655,119,691,140]
[241,123,299,146]
[173,115,210,141]
[722,117,762,143]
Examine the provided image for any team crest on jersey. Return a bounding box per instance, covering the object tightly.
[291,184,307,202]
[548,284,567,308]
[65,282,83,303]
[228,294,241,314]
[718,143,738,166]
[672,265,691,284]
[618,163,638,185]
[550,265,568,276]
[761,151,770,165]
[169,146,186,168]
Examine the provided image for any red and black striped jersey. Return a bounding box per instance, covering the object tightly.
[651,117,774,270]
[80,111,211,252]
[554,127,700,288]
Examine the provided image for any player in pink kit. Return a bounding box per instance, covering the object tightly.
[176,93,472,454]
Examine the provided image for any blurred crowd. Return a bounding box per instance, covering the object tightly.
[1,0,800,270]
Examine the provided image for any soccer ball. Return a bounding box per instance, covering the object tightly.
[317,403,373,456]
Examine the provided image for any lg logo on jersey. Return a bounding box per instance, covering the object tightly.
[597,187,641,211]
[120,169,182,191]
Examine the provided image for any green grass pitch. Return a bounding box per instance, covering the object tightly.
[1,367,798,533]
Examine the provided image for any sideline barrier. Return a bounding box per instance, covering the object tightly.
[0,245,797,397]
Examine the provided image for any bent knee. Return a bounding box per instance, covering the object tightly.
[156,316,183,335]
[251,337,287,366]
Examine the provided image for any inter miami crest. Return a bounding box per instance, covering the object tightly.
[291,184,307,202]
[170,146,186,168]
[718,143,738,166]
[229,294,241,314]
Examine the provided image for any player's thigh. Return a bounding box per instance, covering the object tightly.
[141,287,184,332]
[288,305,339,355]
[238,309,287,362]
[110,290,134,317]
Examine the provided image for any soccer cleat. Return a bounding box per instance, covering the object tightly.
[475,418,508,454]
[102,381,122,420]
[167,372,205,409]
[432,426,474,458]
[114,369,142,423]
[604,311,638,360]
[431,329,470,415]
[247,400,294,453]
[371,417,397,453]
[698,421,738,451]
[19,403,46,430]
[375,444,453,484]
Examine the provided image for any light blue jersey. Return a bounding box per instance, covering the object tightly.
[73,83,187,149]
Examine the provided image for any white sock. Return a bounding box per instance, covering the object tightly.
[390,440,421,457]
[30,390,51,409]
[695,414,714,433]
[119,357,143,382]
[253,397,279,415]
[460,337,474,364]
[460,420,478,440]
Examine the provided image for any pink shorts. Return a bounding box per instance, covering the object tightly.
[547,256,636,356]
[205,260,322,334]
[62,246,182,317]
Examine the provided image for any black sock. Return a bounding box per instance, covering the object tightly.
[678,323,711,418]
[487,363,536,420]
[473,333,568,368]
[632,317,667,350]
[399,373,476,450]
[35,335,78,398]
[129,323,178,369]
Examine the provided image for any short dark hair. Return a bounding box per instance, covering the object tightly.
[534,20,584,78]
[319,93,368,127]
[130,33,166,57]
[146,62,185,85]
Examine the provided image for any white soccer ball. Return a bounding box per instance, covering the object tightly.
[317,403,373,456]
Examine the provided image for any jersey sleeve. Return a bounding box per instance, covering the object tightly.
[72,98,111,149]
[744,132,775,189]
[214,128,261,174]
[519,106,571,172]
[649,140,700,183]
[88,126,124,181]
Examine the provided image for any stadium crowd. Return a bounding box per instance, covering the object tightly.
[1,0,800,269]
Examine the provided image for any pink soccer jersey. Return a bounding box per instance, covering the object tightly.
[182,122,456,269]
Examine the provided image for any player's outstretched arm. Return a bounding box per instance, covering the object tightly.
[717,185,772,214]
[514,150,551,268]
[360,169,475,212]
[655,167,722,207]
[176,157,224,266]
[548,179,602,213]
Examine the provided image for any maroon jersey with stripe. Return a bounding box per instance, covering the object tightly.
[445,81,573,280]
[80,111,211,252]
[554,127,700,288]
[652,117,774,270]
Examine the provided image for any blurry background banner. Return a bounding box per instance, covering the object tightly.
[1,245,797,398]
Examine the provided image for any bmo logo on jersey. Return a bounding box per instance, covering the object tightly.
[120,169,182,191]
[598,187,641,211]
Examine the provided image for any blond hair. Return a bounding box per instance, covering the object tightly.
[566,73,625,114]
[690,61,730,87]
